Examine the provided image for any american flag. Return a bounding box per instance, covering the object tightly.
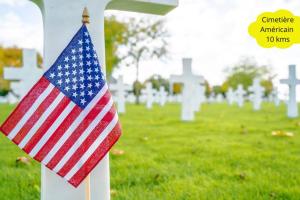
[0,25,122,187]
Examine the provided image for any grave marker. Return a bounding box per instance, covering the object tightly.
[280,65,300,118]
[248,78,265,111]
[29,0,178,199]
[4,49,43,100]
[170,58,204,121]
[109,75,131,114]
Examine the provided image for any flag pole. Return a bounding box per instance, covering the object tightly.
[82,7,91,200]
[85,175,91,200]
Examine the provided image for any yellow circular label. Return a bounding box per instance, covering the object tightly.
[248,9,300,49]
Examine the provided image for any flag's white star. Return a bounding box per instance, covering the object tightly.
[86,53,91,59]
[94,60,98,65]
[87,75,92,81]
[72,49,76,54]
[88,83,92,88]
[84,32,89,36]
[65,86,70,91]
[72,92,78,98]
[57,80,63,85]
[72,85,78,90]
[95,68,99,73]
[93,53,97,58]
[65,78,70,84]
[58,65,62,70]
[64,57,69,62]
[79,55,83,60]
[86,61,91,66]
[79,62,83,67]
[79,47,83,52]
[72,77,77,83]
[58,72,63,77]
[88,90,94,96]
[72,70,77,76]
[95,75,99,80]
[80,84,85,89]
[86,46,90,51]
[79,69,84,74]
[65,71,70,77]
[85,39,90,44]
[80,99,87,105]
[78,40,83,45]
[65,64,70,70]
[72,63,77,68]
[95,82,100,88]
[80,91,85,97]
[72,55,76,61]
[80,77,84,82]
[50,73,55,79]
[87,68,92,73]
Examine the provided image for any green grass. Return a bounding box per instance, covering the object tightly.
[0,103,299,200]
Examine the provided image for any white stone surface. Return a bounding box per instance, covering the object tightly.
[144,82,155,109]
[216,94,224,103]
[158,86,167,106]
[170,58,204,121]
[109,75,131,114]
[235,84,246,108]
[4,49,43,100]
[248,78,265,111]
[226,87,235,105]
[280,65,300,118]
[29,0,178,200]
[271,87,280,107]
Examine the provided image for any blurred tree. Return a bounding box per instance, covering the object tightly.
[120,18,169,103]
[145,74,169,92]
[204,80,211,97]
[105,16,128,78]
[223,57,275,95]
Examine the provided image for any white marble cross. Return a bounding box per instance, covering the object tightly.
[226,87,235,105]
[194,84,206,112]
[158,86,167,106]
[216,94,224,103]
[29,0,177,200]
[280,65,300,118]
[144,82,155,109]
[235,84,246,107]
[271,87,280,107]
[109,75,131,114]
[248,78,265,111]
[170,58,204,121]
[4,49,43,100]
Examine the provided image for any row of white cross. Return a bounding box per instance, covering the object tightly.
[4,51,299,120]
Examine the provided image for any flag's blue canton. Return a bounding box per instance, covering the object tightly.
[44,25,106,109]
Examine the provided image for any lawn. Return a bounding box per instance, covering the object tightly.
[0,103,299,200]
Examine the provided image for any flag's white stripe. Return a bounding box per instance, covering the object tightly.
[53,98,113,172]
[42,84,108,165]
[19,92,65,149]
[29,102,76,157]
[65,113,118,181]
[8,84,55,140]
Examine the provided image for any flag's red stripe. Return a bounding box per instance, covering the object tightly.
[23,96,71,153]
[34,106,82,162]
[0,77,50,135]
[68,122,122,188]
[46,90,111,170]
[58,106,116,177]
[12,88,60,145]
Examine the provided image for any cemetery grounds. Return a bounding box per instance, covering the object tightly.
[0,102,299,200]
